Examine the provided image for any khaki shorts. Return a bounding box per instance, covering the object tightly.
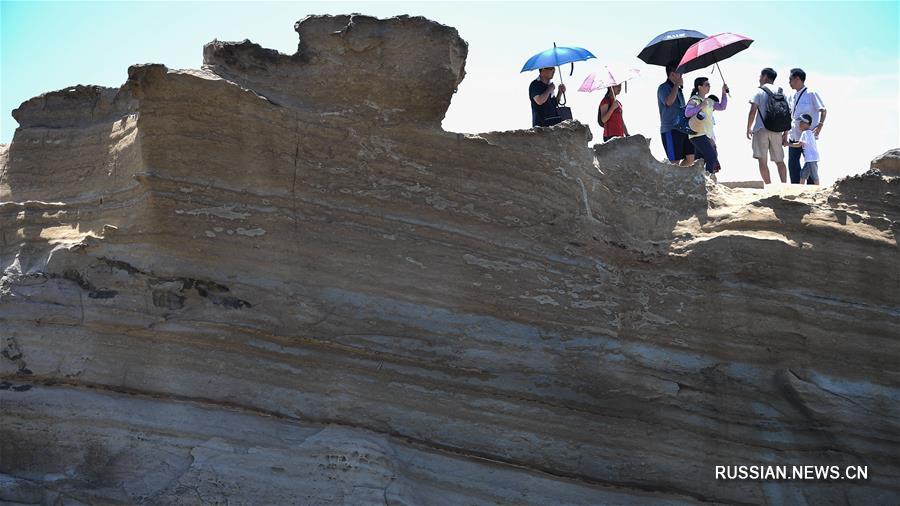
[752,129,785,163]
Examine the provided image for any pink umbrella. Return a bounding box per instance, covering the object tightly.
[578,66,640,93]
[676,32,753,94]
[578,66,640,107]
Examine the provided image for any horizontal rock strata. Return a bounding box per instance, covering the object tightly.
[2,14,899,505]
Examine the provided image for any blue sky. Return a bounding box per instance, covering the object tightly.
[3,1,898,182]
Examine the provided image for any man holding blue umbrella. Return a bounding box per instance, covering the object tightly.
[522,44,595,127]
[530,67,566,127]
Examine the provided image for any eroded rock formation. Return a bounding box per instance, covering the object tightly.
[1,14,898,505]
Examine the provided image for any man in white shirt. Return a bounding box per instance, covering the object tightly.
[746,68,789,184]
[787,68,827,184]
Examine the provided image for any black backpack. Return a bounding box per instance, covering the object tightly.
[760,86,791,132]
[674,104,696,135]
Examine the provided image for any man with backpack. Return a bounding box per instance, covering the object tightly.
[746,68,791,184]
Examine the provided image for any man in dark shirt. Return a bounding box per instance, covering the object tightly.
[529,67,566,127]
[657,64,695,166]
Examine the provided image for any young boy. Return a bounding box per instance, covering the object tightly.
[789,114,820,184]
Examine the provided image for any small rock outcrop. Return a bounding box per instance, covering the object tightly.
[2,15,898,505]
[871,148,900,177]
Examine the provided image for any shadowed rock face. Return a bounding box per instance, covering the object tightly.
[1,14,898,506]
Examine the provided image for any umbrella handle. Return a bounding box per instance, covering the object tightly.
[553,42,565,87]
[556,61,566,104]
[716,62,731,97]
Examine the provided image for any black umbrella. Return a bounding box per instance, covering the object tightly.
[637,29,707,67]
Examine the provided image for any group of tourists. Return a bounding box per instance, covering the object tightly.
[528,65,826,184]
[744,67,826,184]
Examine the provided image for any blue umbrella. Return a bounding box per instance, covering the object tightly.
[520,43,597,73]
[521,43,596,105]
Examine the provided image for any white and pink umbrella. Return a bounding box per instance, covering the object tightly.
[578,66,641,93]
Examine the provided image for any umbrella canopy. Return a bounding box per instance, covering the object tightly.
[578,66,640,92]
[637,29,707,67]
[676,33,753,74]
[520,44,597,73]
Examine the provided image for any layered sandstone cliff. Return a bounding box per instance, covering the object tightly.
[1,15,898,505]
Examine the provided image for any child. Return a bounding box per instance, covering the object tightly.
[789,114,820,184]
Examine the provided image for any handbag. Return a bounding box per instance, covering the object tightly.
[674,106,695,135]
[688,100,707,133]
[555,90,572,122]
[677,95,705,135]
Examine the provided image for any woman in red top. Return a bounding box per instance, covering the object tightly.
[598,84,628,142]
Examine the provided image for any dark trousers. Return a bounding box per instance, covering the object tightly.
[690,135,718,173]
[788,146,803,184]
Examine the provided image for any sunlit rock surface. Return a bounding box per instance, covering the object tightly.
[1,14,898,505]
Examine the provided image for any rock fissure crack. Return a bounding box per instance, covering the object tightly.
[3,379,725,504]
